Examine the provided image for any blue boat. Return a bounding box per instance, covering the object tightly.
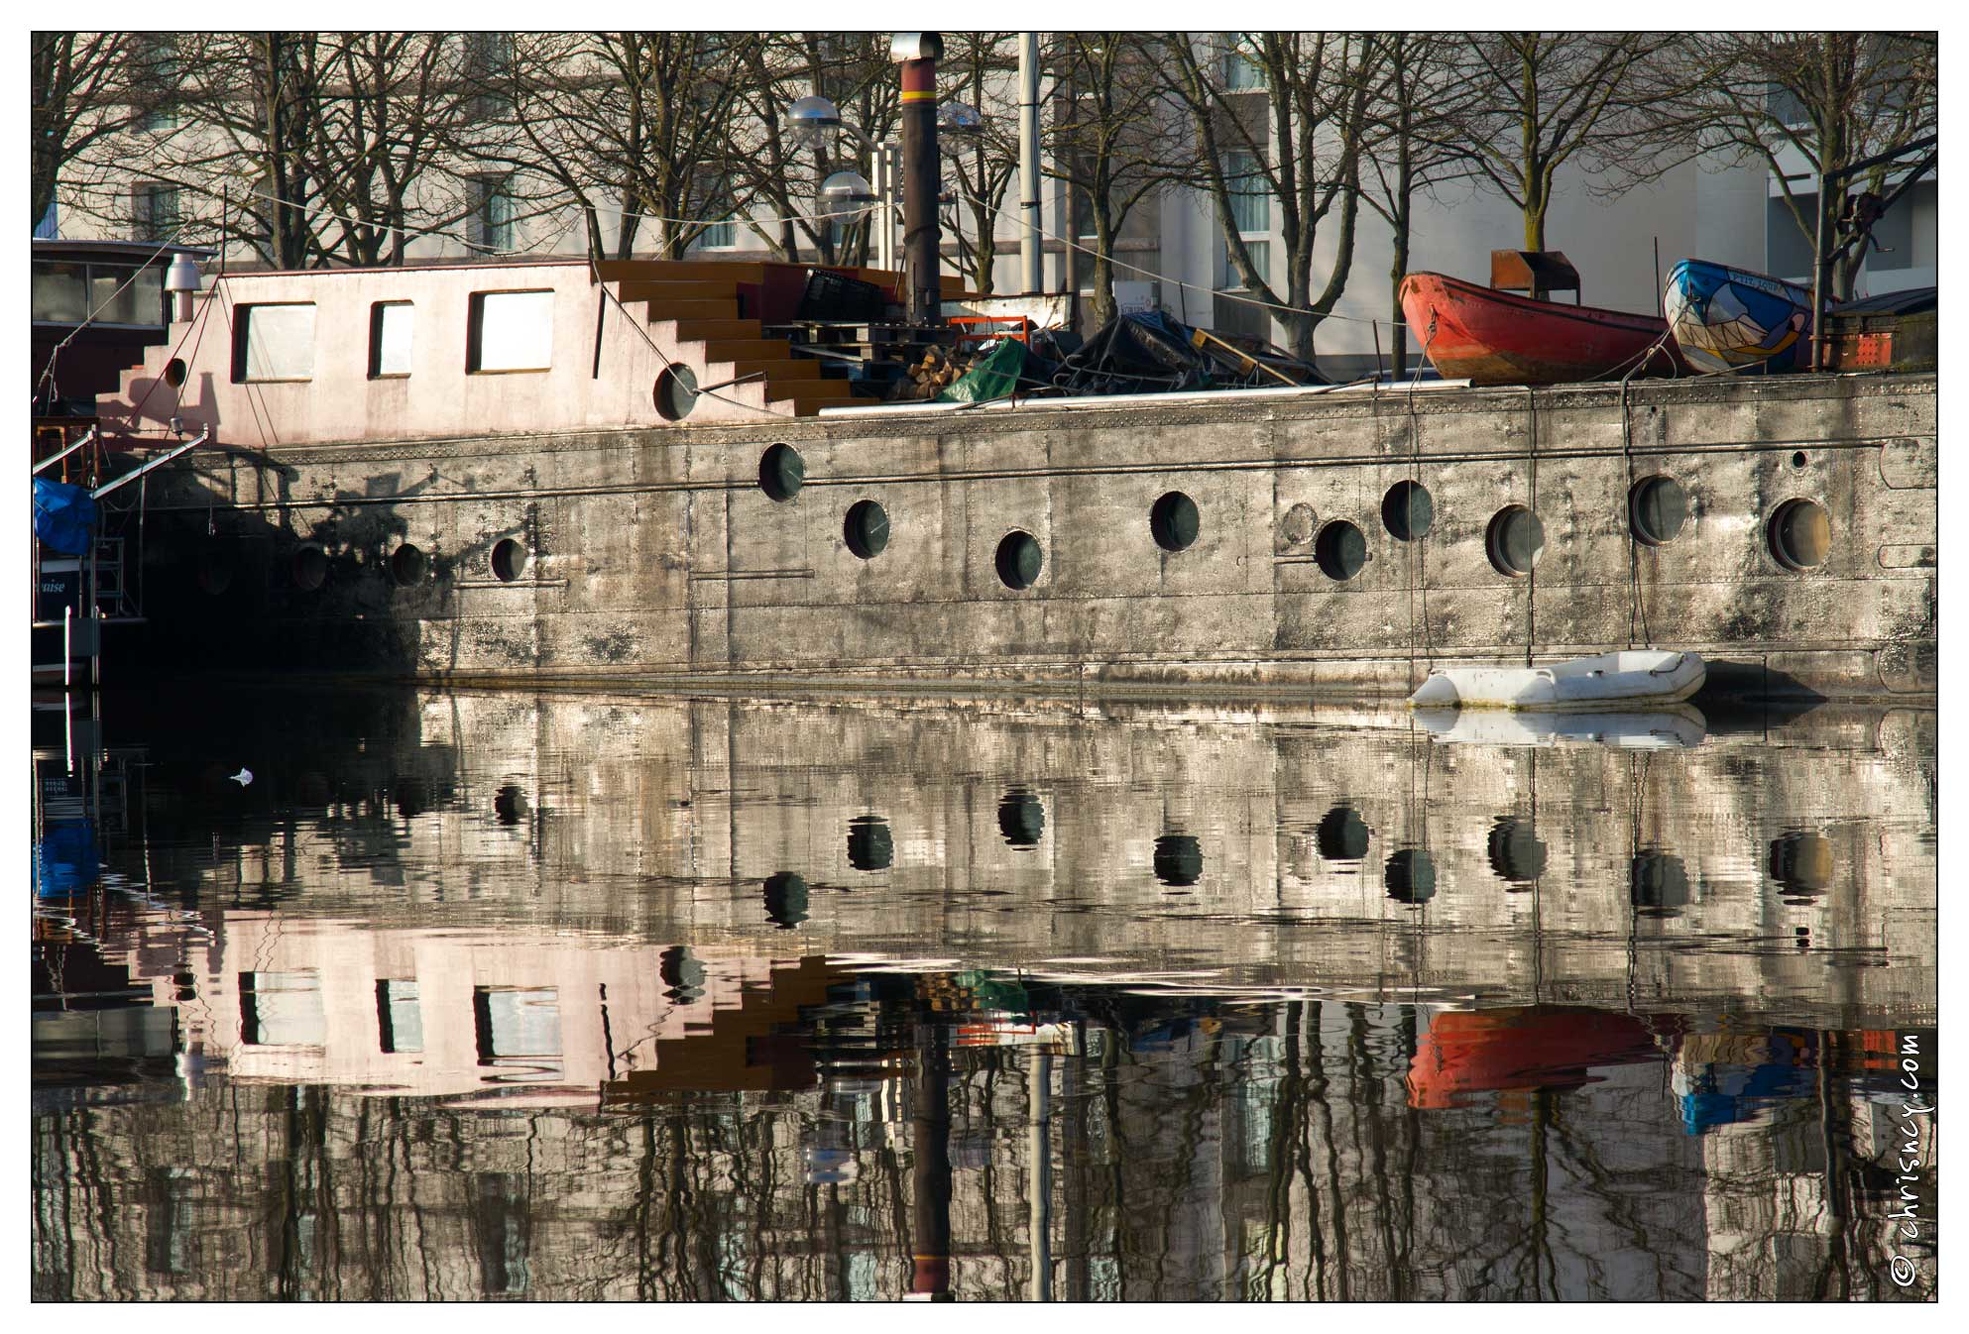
[1663,258,1814,372]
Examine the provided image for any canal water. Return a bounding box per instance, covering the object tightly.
[31,684,1937,1301]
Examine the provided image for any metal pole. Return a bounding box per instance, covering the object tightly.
[1019,33,1042,296]
[908,1023,953,1300]
[899,40,944,326]
[1810,172,1829,372]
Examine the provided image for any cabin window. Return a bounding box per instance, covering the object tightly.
[369,301,414,378]
[1382,481,1434,541]
[1314,519,1367,580]
[234,302,316,382]
[1150,491,1200,552]
[32,262,88,323]
[995,530,1042,589]
[1769,499,1831,571]
[844,500,890,559]
[1486,505,1544,578]
[468,289,553,373]
[33,260,162,326]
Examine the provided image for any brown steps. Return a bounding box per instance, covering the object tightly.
[637,297,739,323]
[667,317,764,342]
[698,337,799,365]
[616,278,745,306]
[594,258,779,285]
[770,379,861,416]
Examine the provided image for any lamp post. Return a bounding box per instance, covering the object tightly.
[783,94,902,271]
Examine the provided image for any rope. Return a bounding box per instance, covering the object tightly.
[1525,388,1538,668]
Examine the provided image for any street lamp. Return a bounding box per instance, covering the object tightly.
[782,94,902,271]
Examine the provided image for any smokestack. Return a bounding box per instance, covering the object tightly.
[1019,34,1041,295]
[894,32,945,326]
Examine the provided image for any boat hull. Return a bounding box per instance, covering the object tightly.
[1663,259,1812,373]
[1399,272,1686,386]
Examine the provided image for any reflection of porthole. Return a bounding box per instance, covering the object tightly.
[998,789,1044,848]
[391,543,429,586]
[291,544,328,591]
[1381,480,1433,541]
[1154,834,1203,887]
[1486,816,1547,888]
[1316,805,1370,862]
[995,530,1042,590]
[1769,831,1832,904]
[844,500,889,559]
[1385,849,1436,905]
[1628,476,1687,546]
[490,538,528,582]
[1314,520,1366,581]
[1630,850,1689,915]
[1768,498,1830,571]
[494,784,528,825]
[847,815,892,871]
[759,443,804,502]
[763,871,810,928]
[1486,505,1544,577]
[1149,491,1200,552]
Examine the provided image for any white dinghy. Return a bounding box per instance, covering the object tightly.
[1411,704,1707,750]
[1408,649,1705,712]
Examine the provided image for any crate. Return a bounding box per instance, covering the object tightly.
[798,268,894,322]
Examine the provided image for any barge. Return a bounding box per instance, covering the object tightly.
[94,257,1936,702]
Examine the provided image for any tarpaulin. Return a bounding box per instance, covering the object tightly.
[935,338,1028,403]
[33,478,97,556]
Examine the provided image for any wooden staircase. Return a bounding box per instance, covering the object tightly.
[597,258,975,418]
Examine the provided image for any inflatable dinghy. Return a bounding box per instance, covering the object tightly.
[1408,650,1705,712]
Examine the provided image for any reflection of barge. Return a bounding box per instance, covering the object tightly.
[96,257,1933,701]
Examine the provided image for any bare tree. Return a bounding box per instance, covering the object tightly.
[1661,32,1936,301]
[31,32,161,231]
[1445,33,1685,257]
[1046,32,1180,328]
[1163,32,1380,362]
[937,32,1022,294]
[1355,34,1482,371]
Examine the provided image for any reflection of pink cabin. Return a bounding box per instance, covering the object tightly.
[93,258,960,448]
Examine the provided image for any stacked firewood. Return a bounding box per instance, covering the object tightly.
[895,345,972,399]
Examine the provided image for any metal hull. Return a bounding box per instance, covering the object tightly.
[1399,271,1685,386]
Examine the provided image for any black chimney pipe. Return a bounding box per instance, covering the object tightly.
[897,33,944,327]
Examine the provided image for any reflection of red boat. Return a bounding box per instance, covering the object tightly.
[1399,270,1687,386]
[1407,1005,1663,1109]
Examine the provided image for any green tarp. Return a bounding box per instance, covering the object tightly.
[935,338,1027,404]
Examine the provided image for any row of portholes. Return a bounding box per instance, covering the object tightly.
[754,442,1832,581]
[212,537,533,595]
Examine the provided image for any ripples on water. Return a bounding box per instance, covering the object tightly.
[30,686,1937,1301]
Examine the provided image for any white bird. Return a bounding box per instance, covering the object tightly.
[229,768,253,786]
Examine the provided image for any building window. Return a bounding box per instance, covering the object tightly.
[468,290,554,372]
[233,302,316,382]
[131,182,181,241]
[34,199,57,241]
[1223,35,1264,90]
[369,301,414,377]
[467,32,515,118]
[468,175,514,252]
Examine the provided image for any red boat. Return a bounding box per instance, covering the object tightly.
[1400,254,1687,386]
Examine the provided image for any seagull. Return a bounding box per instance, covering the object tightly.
[229,768,253,786]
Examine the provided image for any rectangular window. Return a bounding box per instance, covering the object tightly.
[1223,36,1264,90]
[239,971,325,1047]
[369,301,414,377]
[468,290,553,372]
[34,198,57,241]
[473,986,561,1065]
[234,302,317,382]
[468,175,514,252]
[31,262,87,323]
[131,182,181,241]
[1225,151,1270,237]
[376,979,424,1053]
[88,266,150,326]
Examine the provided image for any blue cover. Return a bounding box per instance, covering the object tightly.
[35,820,99,899]
[33,477,97,556]
[1663,258,1813,373]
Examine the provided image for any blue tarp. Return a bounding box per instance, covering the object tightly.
[35,820,100,899]
[33,477,97,556]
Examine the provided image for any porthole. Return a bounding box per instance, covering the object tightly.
[995,530,1042,589]
[1385,849,1436,905]
[1278,502,1317,549]
[291,544,328,591]
[1314,519,1366,581]
[391,543,429,586]
[1768,498,1830,571]
[759,443,804,502]
[489,538,528,582]
[164,357,188,388]
[843,500,889,559]
[1381,480,1433,541]
[1628,476,1687,546]
[1485,505,1544,578]
[654,363,698,421]
[763,872,810,928]
[196,553,234,596]
[1149,491,1200,552]
[1790,451,1808,469]
[847,815,893,871]
[1154,834,1203,887]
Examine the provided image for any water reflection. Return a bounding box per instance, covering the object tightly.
[28,684,1937,1301]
